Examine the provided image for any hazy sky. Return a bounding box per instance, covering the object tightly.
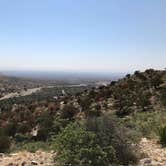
[0,0,166,72]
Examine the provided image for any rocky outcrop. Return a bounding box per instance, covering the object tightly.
[139,138,166,166]
[0,151,55,166]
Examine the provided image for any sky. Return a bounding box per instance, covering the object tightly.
[0,0,166,73]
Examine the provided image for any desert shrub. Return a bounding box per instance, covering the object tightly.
[137,93,151,111]
[14,141,51,153]
[17,123,31,134]
[85,115,138,165]
[36,111,54,128]
[158,126,166,147]
[120,111,166,138]
[113,87,135,117]
[160,88,166,106]
[36,127,49,141]
[52,122,117,166]
[14,133,29,142]
[36,111,55,141]
[5,122,17,137]
[151,74,164,89]
[0,136,11,153]
[0,128,11,153]
[116,106,133,117]
[85,108,101,117]
[78,96,92,111]
[53,116,137,166]
[60,104,77,119]
[52,116,70,135]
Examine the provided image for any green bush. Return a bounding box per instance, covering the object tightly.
[158,126,166,147]
[85,108,101,117]
[52,116,70,135]
[5,122,17,137]
[52,122,117,166]
[52,116,137,166]
[14,141,51,153]
[86,115,138,165]
[160,88,166,106]
[121,111,166,139]
[0,136,11,153]
[37,127,49,141]
[60,104,77,120]
[0,128,11,153]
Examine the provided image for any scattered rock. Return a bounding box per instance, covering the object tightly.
[139,158,152,165]
[31,160,38,165]
[0,151,55,166]
[139,138,166,166]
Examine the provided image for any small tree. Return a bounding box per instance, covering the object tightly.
[137,93,151,111]
[52,122,116,166]
[151,74,164,89]
[60,104,77,120]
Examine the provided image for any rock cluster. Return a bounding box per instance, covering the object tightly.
[0,151,55,166]
[139,138,166,166]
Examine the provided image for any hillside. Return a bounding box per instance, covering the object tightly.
[0,75,44,98]
[0,69,166,166]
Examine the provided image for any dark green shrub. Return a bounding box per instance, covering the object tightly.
[52,116,70,135]
[0,128,11,153]
[137,93,151,111]
[36,111,54,128]
[36,127,49,141]
[14,141,51,153]
[53,116,137,166]
[15,133,29,142]
[5,122,17,136]
[78,96,92,112]
[160,88,166,106]
[85,108,101,117]
[158,126,166,147]
[17,123,31,134]
[0,136,11,153]
[52,122,117,166]
[60,104,77,119]
[86,115,138,165]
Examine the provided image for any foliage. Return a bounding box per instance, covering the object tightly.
[158,126,166,147]
[0,128,11,153]
[160,87,166,106]
[120,111,166,138]
[137,92,151,111]
[5,121,17,137]
[53,116,138,166]
[13,141,51,153]
[60,104,77,120]
[78,96,92,111]
[86,115,138,165]
[53,122,117,166]
[85,107,101,117]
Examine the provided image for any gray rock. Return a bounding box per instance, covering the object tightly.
[31,160,38,165]
[140,158,152,165]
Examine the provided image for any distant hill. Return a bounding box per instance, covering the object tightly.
[0,68,166,165]
[1,70,123,83]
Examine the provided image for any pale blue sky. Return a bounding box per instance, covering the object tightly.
[0,0,165,72]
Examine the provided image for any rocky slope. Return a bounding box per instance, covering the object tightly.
[139,138,166,166]
[0,150,55,166]
[0,138,166,166]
